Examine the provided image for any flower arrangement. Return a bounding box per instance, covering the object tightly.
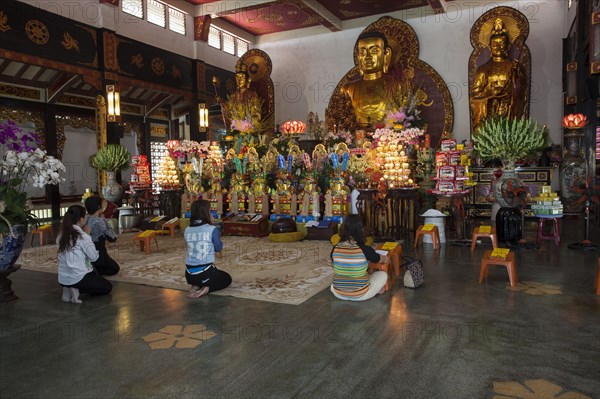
[345,153,371,188]
[383,74,426,130]
[231,119,254,134]
[323,130,353,148]
[91,144,131,171]
[167,140,210,159]
[0,120,65,237]
[474,116,548,169]
[372,127,424,147]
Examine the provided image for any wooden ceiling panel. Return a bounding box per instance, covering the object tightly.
[184,0,447,35]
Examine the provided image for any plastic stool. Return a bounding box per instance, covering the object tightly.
[595,257,600,295]
[414,225,440,250]
[30,225,54,247]
[132,231,159,255]
[375,243,403,278]
[470,226,498,252]
[536,216,561,246]
[479,250,518,287]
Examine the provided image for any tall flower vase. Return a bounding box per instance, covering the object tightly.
[0,224,27,302]
[560,128,587,214]
[102,171,123,203]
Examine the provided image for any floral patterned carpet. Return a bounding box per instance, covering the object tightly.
[18,234,334,305]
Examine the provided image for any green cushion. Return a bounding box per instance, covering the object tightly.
[268,231,305,242]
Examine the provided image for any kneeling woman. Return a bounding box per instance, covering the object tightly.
[184,199,232,298]
[57,205,112,304]
[331,214,388,301]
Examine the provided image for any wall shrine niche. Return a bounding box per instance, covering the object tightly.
[468,6,531,134]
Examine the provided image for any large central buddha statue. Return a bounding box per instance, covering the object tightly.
[341,31,392,128]
[470,18,527,133]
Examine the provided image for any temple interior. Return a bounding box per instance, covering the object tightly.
[0,1,599,398]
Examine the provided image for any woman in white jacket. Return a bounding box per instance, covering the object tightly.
[57,204,112,304]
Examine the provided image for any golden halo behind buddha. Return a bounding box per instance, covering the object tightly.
[352,17,420,69]
[478,16,521,47]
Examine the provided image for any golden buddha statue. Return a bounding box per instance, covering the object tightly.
[470,18,527,133]
[312,144,328,163]
[288,144,303,162]
[341,31,392,128]
[214,64,263,135]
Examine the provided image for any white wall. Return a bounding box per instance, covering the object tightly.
[256,0,567,146]
[59,126,98,196]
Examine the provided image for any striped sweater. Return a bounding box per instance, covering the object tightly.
[331,241,379,298]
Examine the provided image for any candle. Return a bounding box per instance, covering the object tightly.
[425,134,430,149]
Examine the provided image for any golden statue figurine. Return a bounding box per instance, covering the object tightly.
[312,144,328,164]
[470,18,528,133]
[287,144,303,162]
[246,147,262,176]
[213,64,264,140]
[334,142,350,159]
[227,172,247,214]
[340,31,392,128]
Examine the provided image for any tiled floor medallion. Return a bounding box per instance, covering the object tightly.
[492,378,591,398]
[143,324,217,349]
[506,281,562,295]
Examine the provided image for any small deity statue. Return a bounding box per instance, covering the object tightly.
[288,144,303,163]
[470,18,527,133]
[264,146,279,173]
[312,144,328,164]
[341,31,393,127]
[246,147,261,176]
[334,142,350,159]
[225,148,237,161]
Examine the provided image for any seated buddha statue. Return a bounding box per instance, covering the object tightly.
[470,18,527,133]
[341,31,393,128]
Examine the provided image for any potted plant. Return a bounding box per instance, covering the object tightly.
[474,116,548,208]
[0,120,65,275]
[91,144,131,203]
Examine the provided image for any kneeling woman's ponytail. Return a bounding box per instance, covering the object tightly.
[58,204,87,253]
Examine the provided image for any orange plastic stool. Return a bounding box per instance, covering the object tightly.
[375,243,403,278]
[368,259,391,292]
[414,225,440,250]
[30,225,54,247]
[132,231,159,255]
[595,257,600,295]
[470,226,498,252]
[479,250,517,287]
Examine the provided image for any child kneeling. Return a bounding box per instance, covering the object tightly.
[184,200,231,298]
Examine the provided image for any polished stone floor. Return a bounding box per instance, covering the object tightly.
[1,217,599,399]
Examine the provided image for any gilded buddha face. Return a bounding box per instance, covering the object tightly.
[236,72,249,91]
[490,35,509,59]
[358,37,391,78]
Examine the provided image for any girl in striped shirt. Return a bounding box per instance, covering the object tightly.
[330,214,388,301]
